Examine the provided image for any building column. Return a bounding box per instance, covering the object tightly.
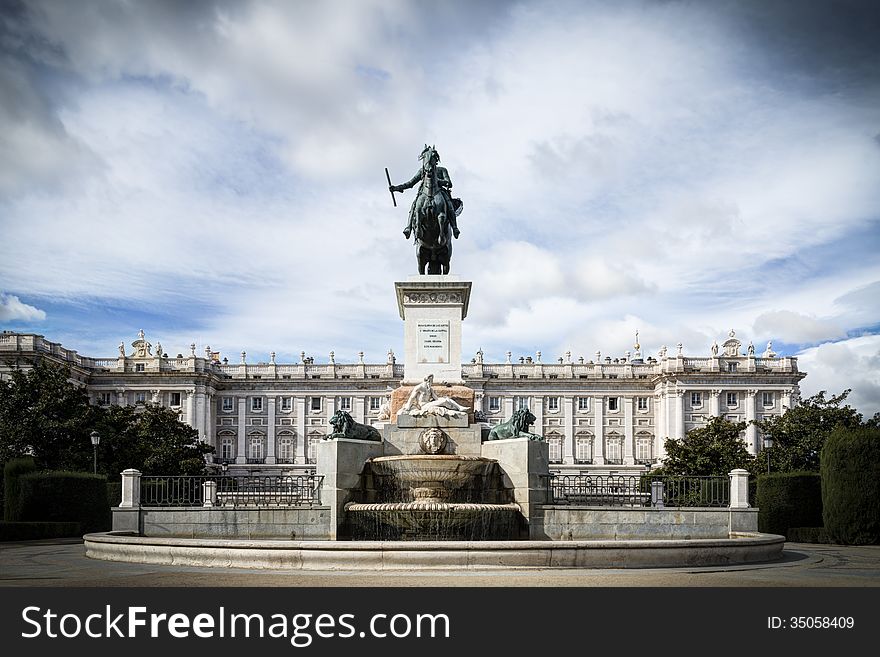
[116,387,127,407]
[195,387,207,440]
[562,396,574,464]
[781,388,793,411]
[710,389,721,417]
[205,391,215,449]
[593,395,605,464]
[654,392,666,462]
[295,397,307,465]
[353,395,365,425]
[474,392,484,415]
[236,396,247,464]
[675,390,686,440]
[623,396,634,465]
[745,389,758,455]
[185,389,195,428]
[503,396,514,419]
[266,396,277,464]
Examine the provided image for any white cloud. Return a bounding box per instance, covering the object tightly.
[752,310,845,344]
[0,294,47,322]
[797,335,880,419]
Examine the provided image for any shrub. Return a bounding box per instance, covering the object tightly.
[17,471,110,533]
[786,527,829,544]
[821,425,880,545]
[3,457,37,521]
[106,481,122,507]
[0,521,82,541]
[757,472,822,537]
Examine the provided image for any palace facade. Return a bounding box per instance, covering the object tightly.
[0,329,805,476]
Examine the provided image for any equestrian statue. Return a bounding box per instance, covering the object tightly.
[386,144,463,275]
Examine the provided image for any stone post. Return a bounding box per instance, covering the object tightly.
[119,469,142,508]
[481,437,550,537]
[651,480,665,508]
[729,469,750,509]
[202,480,218,507]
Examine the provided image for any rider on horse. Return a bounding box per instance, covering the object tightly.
[390,145,461,244]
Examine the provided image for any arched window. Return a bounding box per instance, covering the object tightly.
[277,431,296,464]
[575,433,593,464]
[636,432,654,464]
[247,431,265,463]
[605,432,623,465]
[547,431,563,464]
[218,431,235,462]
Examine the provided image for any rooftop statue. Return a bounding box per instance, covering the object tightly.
[387,144,463,275]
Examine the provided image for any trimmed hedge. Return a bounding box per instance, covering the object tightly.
[0,521,82,541]
[106,482,122,507]
[786,527,829,544]
[821,425,880,545]
[3,458,37,521]
[17,471,110,534]
[756,472,822,538]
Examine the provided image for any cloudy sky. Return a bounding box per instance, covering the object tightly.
[1,0,879,416]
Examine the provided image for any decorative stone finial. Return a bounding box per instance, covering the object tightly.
[329,351,335,364]
[536,350,541,363]
[270,351,276,364]
[677,343,683,356]
[301,351,306,363]
[358,351,364,364]
[241,350,246,363]
[505,351,511,364]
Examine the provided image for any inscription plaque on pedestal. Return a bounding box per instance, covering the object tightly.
[417,321,450,363]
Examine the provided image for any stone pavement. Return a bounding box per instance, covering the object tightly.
[1,539,879,587]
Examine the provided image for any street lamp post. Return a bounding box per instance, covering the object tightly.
[763,437,774,475]
[90,431,101,475]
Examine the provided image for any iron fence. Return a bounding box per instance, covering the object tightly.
[548,474,730,508]
[140,474,323,507]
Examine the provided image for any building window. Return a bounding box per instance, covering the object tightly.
[170,392,181,407]
[727,362,738,373]
[515,396,530,411]
[97,392,112,406]
[247,434,265,463]
[251,397,263,412]
[280,397,292,412]
[637,397,648,411]
[607,397,619,412]
[548,435,563,464]
[135,363,145,372]
[277,434,295,464]
[691,392,703,407]
[219,436,235,461]
[135,392,147,405]
[547,397,559,412]
[339,397,352,411]
[762,392,774,407]
[310,397,322,412]
[577,397,590,412]
[488,396,501,412]
[636,435,654,463]
[727,392,738,407]
[575,435,593,464]
[307,435,321,464]
[605,435,623,464]
[369,397,381,411]
[222,397,234,412]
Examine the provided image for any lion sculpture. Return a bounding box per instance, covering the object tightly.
[485,408,543,441]
[328,410,382,441]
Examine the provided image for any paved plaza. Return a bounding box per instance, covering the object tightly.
[1,539,878,587]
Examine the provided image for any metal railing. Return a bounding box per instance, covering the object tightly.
[548,474,730,508]
[140,474,323,507]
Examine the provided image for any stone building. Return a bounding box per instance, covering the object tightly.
[0,327,804,476]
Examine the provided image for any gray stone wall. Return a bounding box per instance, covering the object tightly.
[135,507,332,539]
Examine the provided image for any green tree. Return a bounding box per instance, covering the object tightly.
[96,404,213,478]
[662,416,756,476]
[0,360,97,470]
[757,390,863,473]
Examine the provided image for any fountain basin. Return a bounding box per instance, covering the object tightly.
[346,501,522,541]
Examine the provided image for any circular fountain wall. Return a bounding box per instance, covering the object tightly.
[345,454,523,540]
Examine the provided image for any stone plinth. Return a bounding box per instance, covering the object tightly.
[390,384,475,423]
[317,438,384,539]
[382,424,483,457]
[481,438,550,534]
[395,276,471,384]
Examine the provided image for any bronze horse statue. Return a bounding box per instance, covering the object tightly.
[389,145,462,275]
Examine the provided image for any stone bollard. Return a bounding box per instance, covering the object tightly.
[119,469,142,508]
[729,469,750,508]
[651,480,665,508]
[202,480,218,507]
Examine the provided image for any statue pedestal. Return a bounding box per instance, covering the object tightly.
[395,276,471,385]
